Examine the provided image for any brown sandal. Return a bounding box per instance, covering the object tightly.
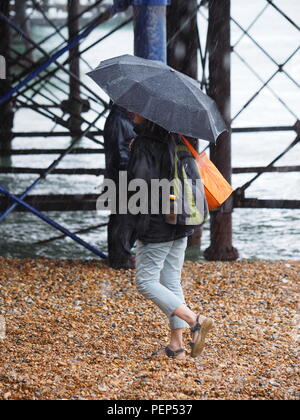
[152,346,186,359]
[189,316,214,358]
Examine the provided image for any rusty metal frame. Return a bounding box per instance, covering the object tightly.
[1,0,299,215]
[195,0,300,209]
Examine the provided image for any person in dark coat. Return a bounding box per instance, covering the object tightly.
[103,103,136,269]
[126,114,214,359]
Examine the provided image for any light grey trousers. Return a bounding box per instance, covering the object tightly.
[135,236,189,329]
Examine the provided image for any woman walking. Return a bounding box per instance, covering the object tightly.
[127,114,214,360]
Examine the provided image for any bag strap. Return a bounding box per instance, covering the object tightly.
[181,136,199,159]
[181,136,206,160]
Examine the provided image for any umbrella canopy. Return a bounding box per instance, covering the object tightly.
[87,54,227,142]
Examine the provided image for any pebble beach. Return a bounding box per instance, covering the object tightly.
[0,258,299,400]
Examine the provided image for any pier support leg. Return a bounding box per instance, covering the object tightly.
[0,0,14,158]
[167,0,198,80]
[204,0,238,261]
[167,0,202,253]
[14,0,33,61]
[68,0,82,134]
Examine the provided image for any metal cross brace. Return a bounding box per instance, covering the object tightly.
[0,106,105,222]
[236,134,300,195]
[0,183,107,259]
[0,6,114,106]
[9,0,105,66]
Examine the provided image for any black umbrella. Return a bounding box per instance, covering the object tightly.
[87,54,227,143]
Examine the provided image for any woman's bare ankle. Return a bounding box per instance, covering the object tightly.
[169,341,184,351]
[197,315,207,324]
[188,314,207,328]
[173,304,197,326]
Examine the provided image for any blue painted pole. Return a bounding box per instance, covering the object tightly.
[0,183,108,259]
[132,0,171,62]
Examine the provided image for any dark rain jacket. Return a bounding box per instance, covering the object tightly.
[103,105,136,182]
[126,125,194,244]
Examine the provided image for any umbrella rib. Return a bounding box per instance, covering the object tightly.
[179,75,213,108]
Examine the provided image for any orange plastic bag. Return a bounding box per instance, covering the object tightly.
[182,136,234,210]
